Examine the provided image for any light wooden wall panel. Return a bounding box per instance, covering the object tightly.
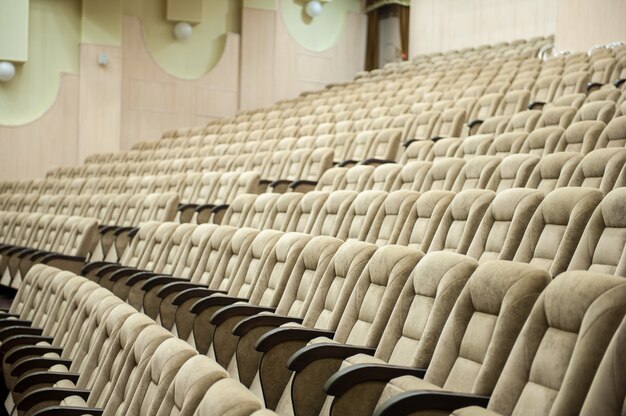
[120,16,240,149]
[273,11,367,102]
[555,0,626,52]
[240,7,367,110]
[240,7,276,110]
[0,74,79,180]
[78,44,122,163]
[409,0,556,56]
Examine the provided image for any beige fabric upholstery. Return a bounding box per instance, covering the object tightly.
[526,152,583,193]
[420,158,466,191]
[452,271,626,416]
[429,190,496,254]
[326,252,478,416]
[392,190,455,251]
[568,187,626,276]
[468,188,544,262]
[514,187,603,275]
[378,261,551,408]
[568,148,626,195]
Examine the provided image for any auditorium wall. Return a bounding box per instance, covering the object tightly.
[408,0,557,56]
[555,0,626,52]
[0,0,367,180]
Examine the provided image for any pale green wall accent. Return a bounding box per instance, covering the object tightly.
[0,0,29,62]
[124,0,241,79]
[166,0,203,24]
[0,0,80,126]
[82,0,121,45]
[244,0,276,10]
[280,0,361,51]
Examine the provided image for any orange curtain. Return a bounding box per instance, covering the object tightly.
[365,9,380,71]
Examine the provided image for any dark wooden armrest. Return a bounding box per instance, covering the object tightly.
[156,282,207,299]
[11,357,72,377]
[28,251,51,261]
[17,248,38,259]
[16,387,90,412]
[4,345,63,365]
[373,391,490,416]
[587,82,603,90]
[209,304,276,326]
[13,371,80,394]
[232,315,303,336]
[0,326,44,343]
[112,226,136,236]
[94,264,125,278]
[361,158,394,165]
[403,139,419,147]
[287,343,376,372]
[4,246,27,255]
[467,119,483,128]
[614,78,625,88]
[81,261,114,275]
[254,327,336,353]
[211,204,229,213]
[41,254,86,264]
[139,275,180,291]
[124,271,161,286]
[189,295,249,314]
[193,204,215,213]
[108,267,143,282]
[170,287,226,305]
[430,136,445,142]
[0,319,31,329]
[269,179,292,188]
[289,180,317,190]
[324,363,427,396]
[178,203,199,211]
[337,160,358,167]
[528,101,544,110]
[259,179,273,186]
[98,225,119,234]
[0,335,53,356]
[32,406,103,416]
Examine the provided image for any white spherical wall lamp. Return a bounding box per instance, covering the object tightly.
[305,0,323,18]
[0,61,16,82]
[173,22,193,40]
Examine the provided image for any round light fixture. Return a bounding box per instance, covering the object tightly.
[173,21,193,40]
[305,0,323,18]
[0,61,15,82]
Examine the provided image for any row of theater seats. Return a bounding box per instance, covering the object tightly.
[0,36,624,416]
[0,140,623,287]
[0,265,278,415]
[0,156,623,283]
[1,184,623,351]
[4,192,623,415]
[48,95,626,180]
[2,145,625,225]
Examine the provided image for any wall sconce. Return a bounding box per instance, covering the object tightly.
[305,1,323,18]
[0,61,15,82]
[173,21,193,40]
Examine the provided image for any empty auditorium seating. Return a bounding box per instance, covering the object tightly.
[0,35,622,416]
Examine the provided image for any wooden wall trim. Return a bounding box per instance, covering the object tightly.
[120,16,240,149]
[0,73,80,180]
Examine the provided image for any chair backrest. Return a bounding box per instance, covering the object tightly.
[514,187,603,276]
[467,188,544,263]
[568,187,626,277]
[429,189,496,254]
[484,271,626,416]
